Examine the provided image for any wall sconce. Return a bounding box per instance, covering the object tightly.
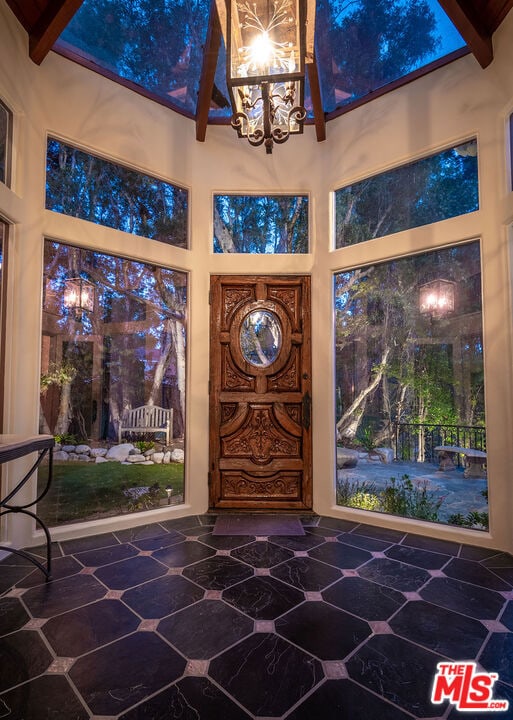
[419,279,455,317]
[220,0,315,153]
[63,277,95,319]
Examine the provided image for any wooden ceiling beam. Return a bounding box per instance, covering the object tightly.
[29,0,84,65]
[307,53,326,143]
[196,0,223,142]
[437,0,493,68]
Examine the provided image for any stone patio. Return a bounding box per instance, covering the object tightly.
[337,458,488,524]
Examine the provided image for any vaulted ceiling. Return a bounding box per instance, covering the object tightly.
[5,0,513,144]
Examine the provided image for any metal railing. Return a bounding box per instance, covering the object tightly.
[393,422,486,466]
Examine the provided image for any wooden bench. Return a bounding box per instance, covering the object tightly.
[118,405,173,445]
[434,445,487,478]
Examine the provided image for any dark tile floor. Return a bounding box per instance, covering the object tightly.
[1,515,512,719]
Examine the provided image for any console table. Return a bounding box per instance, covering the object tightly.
[0,434,54,579]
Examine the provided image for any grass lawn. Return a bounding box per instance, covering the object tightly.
[37,461,184,527]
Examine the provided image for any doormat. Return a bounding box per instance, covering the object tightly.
[213,515,305,536]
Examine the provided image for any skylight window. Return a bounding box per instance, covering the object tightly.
[55,0,466,122]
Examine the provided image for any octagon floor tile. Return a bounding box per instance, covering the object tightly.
[358,557,431,591]
[309,541,371,569]
[322,576,405,620]
[22,573,106,618]
[276,601,371,660]
[209,633,323,716]
[231,540,294,567]
[390,600,488,658]
[0,674,89,720]
[351,524,406,543]
[158,599,253,658]
[401,533,460,556]
[69,632,186,715]
[385,544,450,569]
[271,556,341,591]
[122,574,204,619]
[16,556,83,589]
[42,599,139,656]
[223,576,304,619]
[182,555,253,590]
[131,530,184,552]
[94,555,167,590]
[336,533,392,552]
[346,634,446,717]
[420,576,506,620]
[197,533,255,550]
[286,678,413,720]
[0,630,53,691]
[0,596,30,635]
[74,542,139,567]
[115,523,170,542]
[268,534,325,551]
[444,558,511,591]
[447,681,513,719]
[501,601,513,631]
[153,540,216,568]
[60,532,119,554]
[479,633,513,685]
[316,517,359,532]
[119,675,252,720]
[0,565,33,594]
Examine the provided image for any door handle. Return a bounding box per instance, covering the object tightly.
[302,391,311,430]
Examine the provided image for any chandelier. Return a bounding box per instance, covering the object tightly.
[63,277,95,319]
[419,279,455,318]
[220,0,315,153]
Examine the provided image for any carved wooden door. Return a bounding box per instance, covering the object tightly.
[209,275,312,510]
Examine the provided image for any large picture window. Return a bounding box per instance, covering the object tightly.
[46,138,188,248]
[214,195,308,253]
[334,242,488,530]
[335,140,478,248]
[39,241,187,526]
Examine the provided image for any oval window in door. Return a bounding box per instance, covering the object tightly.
[240,310,282,368]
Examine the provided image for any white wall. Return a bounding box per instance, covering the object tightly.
[1,0,513,551]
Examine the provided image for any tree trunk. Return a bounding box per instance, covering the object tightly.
[39,400,52,435]
[170,318,186,436]
[214,205,237,252]
[336,346,391,440]
[54,380,72,436]
[148,319,174,406]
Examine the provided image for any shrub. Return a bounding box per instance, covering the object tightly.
[54,433,77,445]
[337,473,444,522]
[448,511,489,530]
[381,474,443,522]
[134,440,155,453]
[336,477,378,506]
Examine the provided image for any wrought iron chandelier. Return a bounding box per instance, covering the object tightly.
[219,0,315,154]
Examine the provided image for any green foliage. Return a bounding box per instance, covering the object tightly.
[54,433,77,445]
[337,473,444,522]
[41,362,77,394]
[380,475,443,521]
[356,425,377,452]
[134,440,155,453]
[336,478,379,506]
[447,511,489,530]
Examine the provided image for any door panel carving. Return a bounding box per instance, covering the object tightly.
[209,275,311,510]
